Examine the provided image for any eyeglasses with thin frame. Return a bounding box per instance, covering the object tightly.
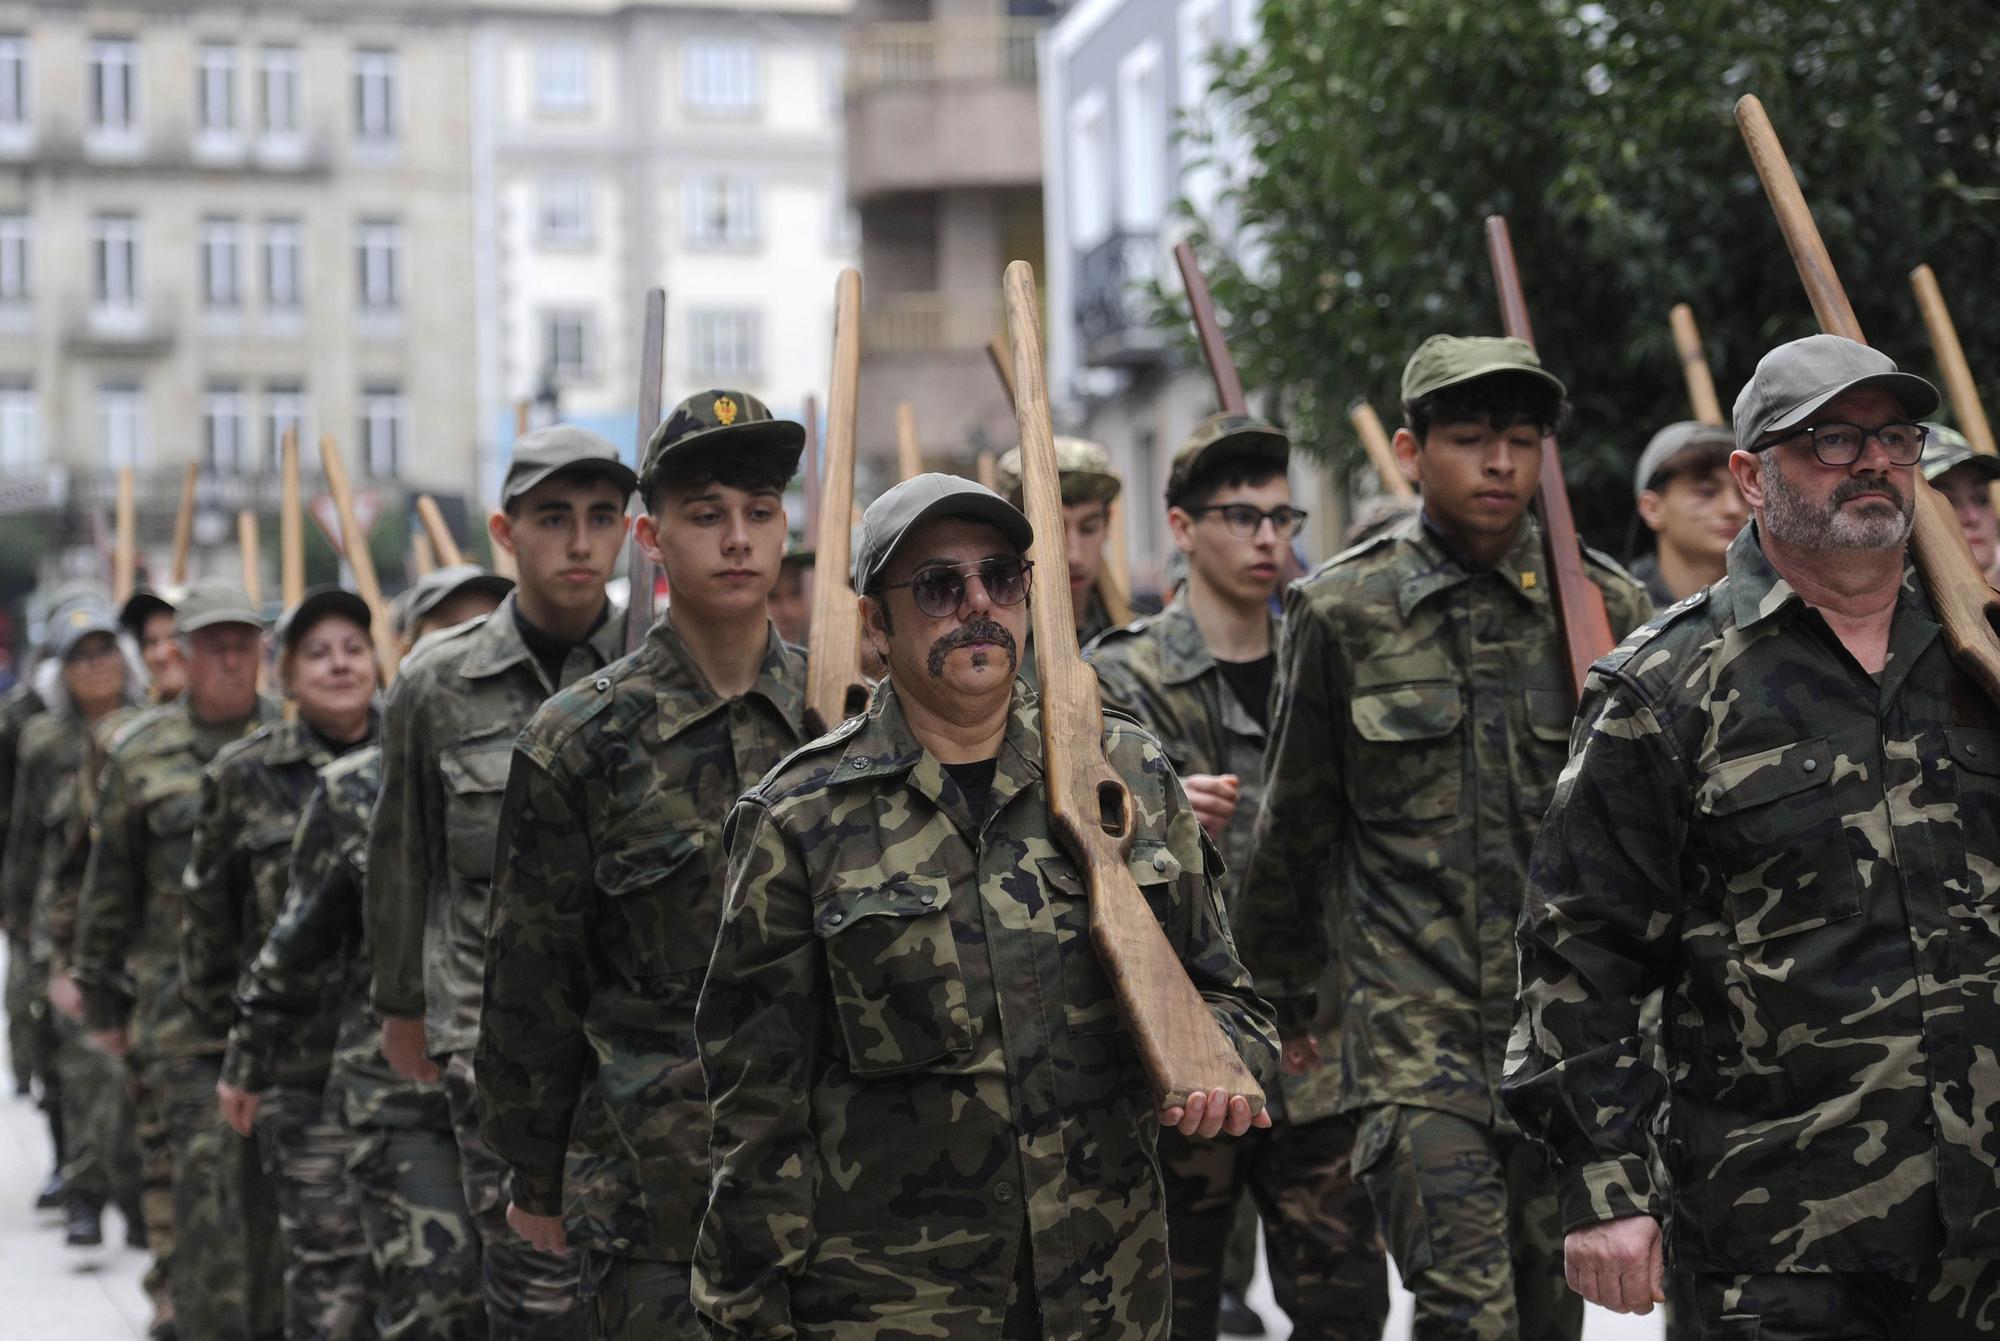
[1776,420,1929,467]
[1186,504,1310,540]
[880,555,1035,618]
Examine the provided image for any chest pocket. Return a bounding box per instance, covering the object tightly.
[593,828,713,983]
[1948,727,2000,892]
[1039,840,1182,1037]
[1698,736,1862,944]
[242,819,299,930]
[1519,686,1577,818]
[815,873,972,1077]
[438,737,513,882]
[1348,681,1464,822]
[146,787,201,841]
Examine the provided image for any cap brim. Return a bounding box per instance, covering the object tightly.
[117,591,174,633]
[505,458,640,504]
[177,610,265,635]
[1414,360,1567,402]
[1762,371,1942,441]
[643,421,806,489]
[284,589,373,647]
[1927,453,2000,485]
[870,493,1034,590]
[410,573,515,625]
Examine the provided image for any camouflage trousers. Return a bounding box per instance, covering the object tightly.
[6,934,35,1091]
[348,1119,485,1341]
[1160,1114,1389,1341]
[578,1251,701,1341]
[255,1086,380,1341]
[131,1059,175,1312]
[52,1007,139,1207]
[1678,1260,2000,1339]
[156,1053,286,1341]
[443,1051,584,1341]
[1350,1105,1580,1341]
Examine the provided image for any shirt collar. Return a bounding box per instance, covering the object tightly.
[1397,509,1549,619]
[459,591,623,687]
[645,609,805,739]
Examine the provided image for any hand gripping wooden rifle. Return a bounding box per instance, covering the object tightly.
[1004,259,1266,1116]
[1736,95,2000,704]
[1669,304,1726,426]
[803,268,868,736]
[1483,217,1617,699]
[622,288,668,653]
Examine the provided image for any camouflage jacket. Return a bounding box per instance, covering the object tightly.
[7,710,89,971]
[229,746,448,1130]
[0,680,47,936]
[368,593,625,1057]
[692,679,1278,1340]
[31,707,139,975]
[1505,525,2000,1272]
[1233,511,1649,1126]
[184,715,377,1090]
[478,613,806,1261]
[1087,596,1338,1125]
[73,696,279,1061]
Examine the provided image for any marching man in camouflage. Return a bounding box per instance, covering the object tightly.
[997,438,1123,646]
[478,391,809,1339]
[1630,421,1748,606]
[693,473,1277,1341]
[1088,415,1387,1340]
[368,425,637,1340]
[1233,336,1650,1341]
[1507,334,2000,1336]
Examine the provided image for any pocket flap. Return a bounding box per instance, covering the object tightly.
[439,740,512,795]
[1947,726,2000,777]
[1525,687,1575,744]
[594,830,704,896]
[814,876,952,937]
[1127,838,1181,885]
[1699,738,1834,815]
[1351,682,1463,743]
[145,789,200,839]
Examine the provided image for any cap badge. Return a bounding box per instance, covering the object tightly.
[713,396,739,426]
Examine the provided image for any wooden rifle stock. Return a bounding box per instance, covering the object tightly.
[1004,259,1264,1116]
[113,468,136,605]
[804,269,867,735]
[1482,216,1615,699]
[280,431,304,610]
[170,461,198,587]
[1348,400,1414,499]
[1172,242,1248,413]
[1735,95,2000,704]
[415,495,464,568]
[623,288,667,653]
[1669,304,1726,426]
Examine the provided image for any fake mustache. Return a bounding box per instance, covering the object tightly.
[926,619,1019,678]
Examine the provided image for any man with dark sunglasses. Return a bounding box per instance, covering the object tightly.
[693,473,1277,1341]
[1088,414,1386,1341]
[1509,334,2000,1336]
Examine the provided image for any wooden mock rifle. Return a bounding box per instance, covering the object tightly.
[237,511,262,607]
[113,468,135,606]
[623,288,668,653]
[895,401,925,481]
[1736,94,2000,704]
[415,495,465,568]
[1482,216,1617,699]
[1348,400,1415,499]
[1911,264,2000,536]
[803,268,868,735]
[1669,304,1726,426]
[1004,258,1266,1116]
[169,461,198,588]
[280,431,305,610]
[319,436,401,681]
[801,393,821,550]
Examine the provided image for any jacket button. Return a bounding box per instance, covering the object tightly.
[1802,758,1818,773]
[827,912,843,927]
[850,759,866,770]
[994,1181,1014,1204]
[595,678,611,691]
[1152,852,1169,872]
[920,891,936,906]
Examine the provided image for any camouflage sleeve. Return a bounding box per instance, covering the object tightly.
[34,779,90,974]
[225,778,354,1094]
[2,735,48,937]
[475,748,595,1219]
[180,761,253,1044]
[0,709,20,935]
[1231,587,1347,1035]
[693,796,826,1340]
[73,750,141,1031]
[1501,669,1681,1233]
[1604,571,1656,643]
[367,667,433,1020]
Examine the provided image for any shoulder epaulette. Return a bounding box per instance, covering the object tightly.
[1583,545,1641,584]
[1084,617,1149,654]
[751,712,869,800]
[1595,586,1711,680]
[523,665,627,759]
[1324,529,1400,571]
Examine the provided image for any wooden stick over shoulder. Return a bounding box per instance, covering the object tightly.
[802,393,822,549]
[1911,264,1998,458]
[415,495,464,568]
[1348,400,1414,499]
[280,431,304,610]
[237,511,262,608]
[805,268,867,734]
[319,436,400,680]
[113,469,136,605]
[1005,258,1265,1116]
[170,462,198,587]
[895,401,924,481]
[1669,304,1726,426]
[1172,243,1248,413]
[623,287,667,653]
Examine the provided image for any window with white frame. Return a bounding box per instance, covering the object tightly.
[202,217,242,308]
[542,309,594,380]
[204,385,248,472]
[682,41,758,116]
[534,43,590,115]
[90,37,137,133]
[0,214,28,302]
[97,382,144,468]
[356,219,401,312]
[354,48,397,143]
[1116,43,1165,232]
[260,46,299,136]
[537,177,592,246]
[360,385,404,477]
[1067,90,1111,248]
[689,310,761,378]
[685,176,759,247]
[198,43,236,136]
[264,384,304,468]
[1176,0,1227,219]
[0,383,35,471]
[92,214,137,309]
[263,218,302,310]
[0,35,25,129]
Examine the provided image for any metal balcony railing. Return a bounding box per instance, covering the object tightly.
[862,292,1005,357]
[1075,230,1167,366]
[846,20,1040,93]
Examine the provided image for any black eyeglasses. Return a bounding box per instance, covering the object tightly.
[1778,421,1929,467]
[881,556,1034,618]
[1186,504,1309,539]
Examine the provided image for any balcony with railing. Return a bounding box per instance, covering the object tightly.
[1075,230,1167,368]
[861,291,1002,358]
[845,19,1045,198]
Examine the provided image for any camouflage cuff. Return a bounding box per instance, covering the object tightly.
[78,983,129,1035]
[1557,1154,1662,1235]
[510,1171,564,1220]
[219,1037,270,1094]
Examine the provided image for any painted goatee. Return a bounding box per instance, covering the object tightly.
[927,618,1018,678]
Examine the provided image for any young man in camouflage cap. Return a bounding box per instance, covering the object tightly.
[693,472,1277,1341]
[997,437,1123,645]
[1088,414,1388,1341]
[1510,335,2000,1337]
[768,530,814,647]
[1630,421,1749,605]
[368,424,637,1341]
[478,390,810,1340]
[1233,336,1650,1341]
[1919,422,2000,578]
[73,579,282,1341]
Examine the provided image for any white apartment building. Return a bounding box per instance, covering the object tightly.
[0,1,478,601]
[472,0,854,487]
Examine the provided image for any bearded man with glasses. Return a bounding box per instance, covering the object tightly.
[693,473,1277,1341]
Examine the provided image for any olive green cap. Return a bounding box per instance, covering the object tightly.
[174,579,265,635]
[49,602,120,663]
[1920,422,2000,485]
[639,390,804,500]
[117,589,176,639]
[1732,334,1937,450]
[853,474,1033,594]
[402,564,514,630]
[1165,413,1291,505]
[1634,421,1738,501]
[995,438,1121,507]
[275,586,372,653]
[1401,334,1566,404]
[501,424,637,507]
